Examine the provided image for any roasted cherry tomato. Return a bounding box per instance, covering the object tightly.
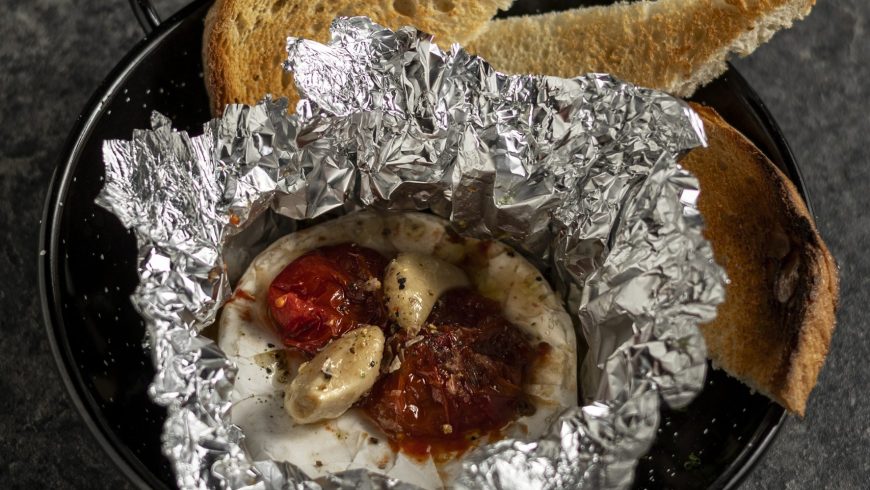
[267,243,389,354]
[362,289,536,455]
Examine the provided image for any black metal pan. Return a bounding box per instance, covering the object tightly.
[39,0,803,488]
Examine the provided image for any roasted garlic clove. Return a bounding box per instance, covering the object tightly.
[383,252,470,335]
[285,325,384,424]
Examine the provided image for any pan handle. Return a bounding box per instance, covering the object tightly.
[129,0,162,34]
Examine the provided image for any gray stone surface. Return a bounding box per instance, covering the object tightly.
[0,0,866,488]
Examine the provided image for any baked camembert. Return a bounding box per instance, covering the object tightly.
[218,211,577,488]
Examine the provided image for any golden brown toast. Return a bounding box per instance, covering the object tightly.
[683,105,838,415]
[204,0,816,107]
[203,0,511,114]
[466,0,815,98]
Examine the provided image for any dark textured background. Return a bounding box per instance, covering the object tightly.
[1,0,867,488]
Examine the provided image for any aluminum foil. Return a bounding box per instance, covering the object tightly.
[96,16,724,490]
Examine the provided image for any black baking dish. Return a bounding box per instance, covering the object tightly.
[39,0,802,488]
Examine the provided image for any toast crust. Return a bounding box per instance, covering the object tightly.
[683,104,838,415]
[203,0,510,115]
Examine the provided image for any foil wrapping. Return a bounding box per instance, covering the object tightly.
[96,17,724,490]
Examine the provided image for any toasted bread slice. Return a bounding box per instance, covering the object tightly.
[682,105,837,415]
[467,0,814,97]
[203,0,511,114]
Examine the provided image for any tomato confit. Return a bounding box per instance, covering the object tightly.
[267,243,541,458]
